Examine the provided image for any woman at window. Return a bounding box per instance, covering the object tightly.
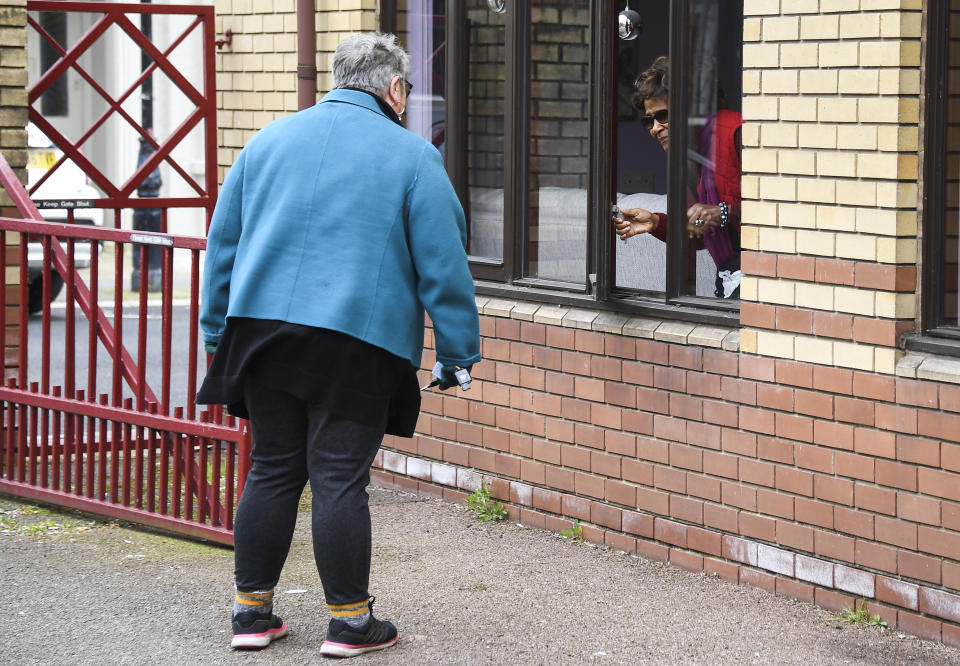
[613,56,743,299]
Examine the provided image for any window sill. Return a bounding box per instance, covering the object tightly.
[896,349,960,385]
[476,295,739,351]
[902,332,960,357]
[474,281,739,328]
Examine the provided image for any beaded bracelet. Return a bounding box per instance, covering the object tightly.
[718,201,729,229]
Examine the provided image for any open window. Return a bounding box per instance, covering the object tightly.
[613,1,743,307]
[385,1,743,324]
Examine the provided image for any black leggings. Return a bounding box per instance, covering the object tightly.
[233,372,386,606]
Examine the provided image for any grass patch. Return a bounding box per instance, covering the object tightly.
[19,505,52,516]
[21,518,86,534]
[0,496,226,557]
[1,499,107,537]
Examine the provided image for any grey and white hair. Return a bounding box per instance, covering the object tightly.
[332,32,410,95]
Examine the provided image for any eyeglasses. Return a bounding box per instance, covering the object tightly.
[640,108,668,130]
[403,78,413,96]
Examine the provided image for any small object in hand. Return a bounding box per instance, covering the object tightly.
[718,201,729,228]
[611,204,627,242]
[694,218,705,227]
[422,361,472,391]
[453,367,472,390]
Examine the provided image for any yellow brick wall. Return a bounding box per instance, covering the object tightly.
[0,0,25,379]
[0,0,27,192]
[740,0,922,374]
[214,0,378,181]
[211,2,927,378]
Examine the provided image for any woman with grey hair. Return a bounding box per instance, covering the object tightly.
[198,31,480,658]
[333,31,411,101]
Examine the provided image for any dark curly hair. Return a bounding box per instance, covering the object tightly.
[633,55,668,111]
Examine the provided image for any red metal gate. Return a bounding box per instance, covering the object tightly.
[0,2,248,545]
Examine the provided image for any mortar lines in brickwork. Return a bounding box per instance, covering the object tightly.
[371,451,960,644]
[400,300,960,643]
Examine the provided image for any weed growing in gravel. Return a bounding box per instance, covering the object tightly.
[21,518,84,535]
[466,483,507,522]
[560,519,583,542]
[0,503,96,536]
[20,506,52,516]
[835,599,888,628]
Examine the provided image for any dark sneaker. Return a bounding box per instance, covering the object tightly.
[320,603,398,658]
[231,612,289,649]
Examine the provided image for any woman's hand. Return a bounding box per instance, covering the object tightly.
[686,203,722,239]
[613,207,659,241]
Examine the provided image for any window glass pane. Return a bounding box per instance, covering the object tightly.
[613,1,668,294]
[612,1,742,300]
[39,12,68,117]
[944,5,960,327]
[525,1,589,283]
[394,1,446,155]
[465,0,505,262]
[684,0,743,299]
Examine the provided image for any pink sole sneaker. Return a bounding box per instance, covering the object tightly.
[320,634,398,658]
[231,618,289,649]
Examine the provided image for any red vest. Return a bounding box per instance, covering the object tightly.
[711,109,742,221]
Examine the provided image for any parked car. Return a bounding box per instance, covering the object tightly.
[25,122,103,313]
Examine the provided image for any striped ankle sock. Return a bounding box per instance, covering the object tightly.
[234,587,275,618]
[329,598,371,629]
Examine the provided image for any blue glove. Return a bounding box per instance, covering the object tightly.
[204,342,218,355]
[437,364,472,391]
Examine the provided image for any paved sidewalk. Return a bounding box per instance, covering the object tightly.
[2,486,959,665]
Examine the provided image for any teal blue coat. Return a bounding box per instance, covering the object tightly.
[200,89,481,370]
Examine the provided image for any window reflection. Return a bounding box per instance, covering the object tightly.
[614,1,669,294]
[393,1,446,154]
[944,4,960,326]
[524,0,590,284]
[464,0,506,261]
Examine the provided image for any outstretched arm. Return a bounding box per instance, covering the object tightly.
[612,207,661,241]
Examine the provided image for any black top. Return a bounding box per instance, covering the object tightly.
[196,317,421,437]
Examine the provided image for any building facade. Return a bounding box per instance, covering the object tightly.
[1,0,27,374]
[212,0,960,646]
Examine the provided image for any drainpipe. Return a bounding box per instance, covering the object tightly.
[297,0,317,110]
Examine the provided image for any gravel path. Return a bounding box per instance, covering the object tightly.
[2,486,959,665]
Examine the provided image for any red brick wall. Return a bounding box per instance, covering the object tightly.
[375,306,960,647]
[740,253,916,347]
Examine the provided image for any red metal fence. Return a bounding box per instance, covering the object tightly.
[0,1,248,545]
